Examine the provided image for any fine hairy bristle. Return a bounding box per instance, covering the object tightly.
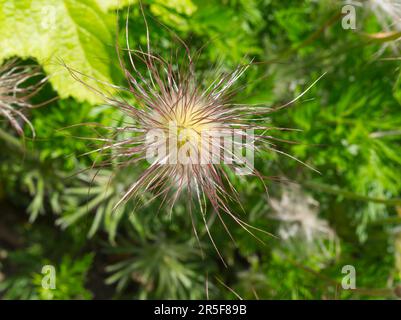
[65,4,321,264]
[0,59,48,136]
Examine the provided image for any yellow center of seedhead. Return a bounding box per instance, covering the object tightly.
[147,93,225,167]
[155,95,219,150]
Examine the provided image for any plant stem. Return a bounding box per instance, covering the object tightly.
[0,127,29,155]
[304,181,401,206]
[0,127,38,161]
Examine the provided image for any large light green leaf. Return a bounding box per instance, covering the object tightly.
[0,0,115,103]
[96,0,197,26]
[96,0,134,11]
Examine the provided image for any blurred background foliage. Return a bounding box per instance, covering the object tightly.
[1,0,401,299]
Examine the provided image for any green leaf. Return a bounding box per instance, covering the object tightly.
[95,0,134,11]
[95,0,197,15]
[0,0,115,103]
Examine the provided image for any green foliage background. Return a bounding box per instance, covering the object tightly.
[1,0,401,299]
